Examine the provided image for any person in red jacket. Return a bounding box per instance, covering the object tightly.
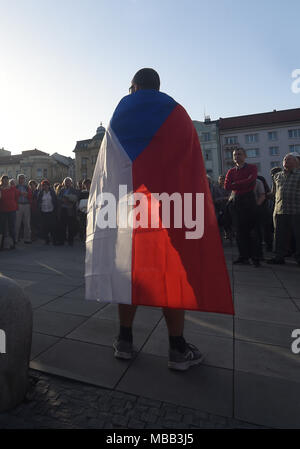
[224,147,260,266]
[0,175,20,249]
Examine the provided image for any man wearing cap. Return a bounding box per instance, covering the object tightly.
[268,153,300,265]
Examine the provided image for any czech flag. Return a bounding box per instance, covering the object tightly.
[85,90,234,314]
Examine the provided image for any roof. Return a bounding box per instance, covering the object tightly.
[51,153,75,166]
[21,149,49,157]
[218,108,300,131]
[73,139,92,152]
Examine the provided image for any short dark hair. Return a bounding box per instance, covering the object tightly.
[83,178,91,187]
[233,147,246,156]
[132,68,160,90]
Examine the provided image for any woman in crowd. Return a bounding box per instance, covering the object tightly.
[37,179,58,245]
[0,175,20,250]
[57,177,79,246]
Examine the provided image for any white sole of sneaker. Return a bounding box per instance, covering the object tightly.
[168,354,205,371]
[113,342,134,360]
[114,350,133,360]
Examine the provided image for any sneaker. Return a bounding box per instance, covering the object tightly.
[233,257,250,265]
[267,257,285,265]
[168,343,205,371]
[113,338,134,360]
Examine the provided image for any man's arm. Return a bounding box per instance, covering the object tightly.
[231,165,258,189]
[224,169,233,191]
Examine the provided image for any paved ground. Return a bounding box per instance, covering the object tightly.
[0,239,300,429]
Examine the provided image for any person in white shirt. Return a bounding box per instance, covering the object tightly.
[37,180,58,245]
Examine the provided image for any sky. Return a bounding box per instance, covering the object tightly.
[0,0,299,157]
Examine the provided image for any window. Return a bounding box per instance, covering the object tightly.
[253,162,261,172]
[43,168,48,178]
[288,129,300,139]
[81,157,88,167]
[289,144,300,152]
[268,131,278,141]
[270,161,280,168]
[225,150,233,160]
[245,134,258,144]
[37,168,42,178]
[269,146,279,156]
[202,132,211,142]
[204,150,212,161]
[225,136,238,145]
[246,148,260,158]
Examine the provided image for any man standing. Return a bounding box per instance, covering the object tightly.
[267,153,300,265]
[224,148,260,266]
[86,68,233,371]
[15,174,32,244]
[37,180,58,245]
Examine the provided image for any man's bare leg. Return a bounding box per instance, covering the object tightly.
[163,308,184,336]
[113,304,137,359]
[118,304,137,327]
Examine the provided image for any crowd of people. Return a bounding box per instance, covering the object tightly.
[0,174,91,250]
[1,150,300,268]
[210,149,300,267]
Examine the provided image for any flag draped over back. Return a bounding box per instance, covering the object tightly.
[85,90,234,314]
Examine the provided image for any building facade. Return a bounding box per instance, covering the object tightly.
[193,119,222,180]
[73,124,105,182]
[0,149,75,184]
[218,108,300,182]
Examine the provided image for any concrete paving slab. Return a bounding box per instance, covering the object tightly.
[62,288,85,301]
[235,285,289,299]
[235,296,300,325]
[67,316,153,350]
[116,352,233,417]
[31,332,60,360]
[235,318,295,348]
[235,340,300,383]
[30,339,130,389]
[25,282,78,298]
[40,297,105,316]
[142,327,234,370]
[285,286,300,299]
[27,292,59,309]
[95,303,163,328]
[33,310,87,337]
[183,311,233,338]
[235,371,300,428]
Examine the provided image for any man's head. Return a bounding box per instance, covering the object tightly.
[17,174,25,185]
[233,148,247,166]
[9,178,16,187]
[270,166,282,178]
[41,179,50,191]
[283,153,300,172]
[218,175,225,186]
[130,68,160,94]
[0,175,9,187]
[83,178,91,191]
[29,179,37,190]
[63,177,73,189]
